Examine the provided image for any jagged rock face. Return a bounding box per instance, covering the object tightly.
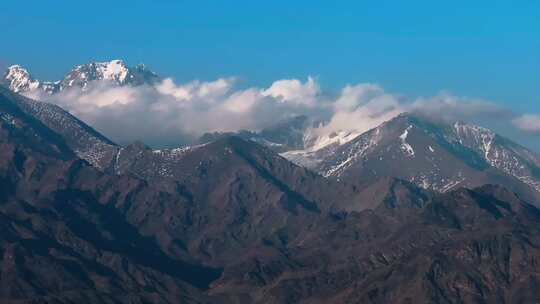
[283,113,540,205]
[1,60,159,96]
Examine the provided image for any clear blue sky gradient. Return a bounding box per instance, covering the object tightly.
[1,1,539,116]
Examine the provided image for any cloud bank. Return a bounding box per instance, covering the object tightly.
[32,77,328,147]
[513,114,540,134]
[28,75,525,148]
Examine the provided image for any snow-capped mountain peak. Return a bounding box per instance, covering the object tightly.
[60,59,158,90]
[2,60,160,95]
[76,60,129,82]
[2,65,40,93]
[282,113,540,200]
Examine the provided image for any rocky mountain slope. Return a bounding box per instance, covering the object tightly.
[0,88,359,302]
[3,75,539,203]
[0,86,119,170]
[283,113,540,204]
[2,88,540,303]
[223,184,540,303]
[194,112,540,206]
[0,88,222,303]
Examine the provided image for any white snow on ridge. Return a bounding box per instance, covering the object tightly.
[399,125,415,157]
[280,149,323,169]
[98,60,129,83]
[281,128,363,170]
[453,121,540,193]
[322,127,382,177]
[304,129,361,152]
[69,60,130,87]
[4,65,40,93]
[453,122,495,163]
[284,114,540,198]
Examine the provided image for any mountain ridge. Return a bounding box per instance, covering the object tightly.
[282,113,540,205]
[0,85,119,170]
[2,87,540,303]
[1,60,159,95]
[3,76,539,207]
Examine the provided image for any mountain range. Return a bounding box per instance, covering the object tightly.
[5,60,538,202]
[2,61,540,303]
[281,113,540,202]
[1,60,158,95]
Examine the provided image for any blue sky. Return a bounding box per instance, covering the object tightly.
[1,1,540,148]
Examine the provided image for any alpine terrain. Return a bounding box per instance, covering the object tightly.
[282,113,540,205]
[1,60,540,303]
[1,60,159,95]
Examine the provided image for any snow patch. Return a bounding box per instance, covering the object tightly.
[98,60,129,83]
[305,129,361,152]
[399,125,415,157]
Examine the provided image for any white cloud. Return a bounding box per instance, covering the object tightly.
[313,83,404,136]
[410,92,510,121]
[262,76,320,106]
[155,77,234,102]
[25,74,522,148]
[333,83,385,112]
[513,114,540,134]
[36,77,324,147]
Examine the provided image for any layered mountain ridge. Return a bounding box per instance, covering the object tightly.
[282,113,540,203]
[7,60,538,203]
[0,86,119,170]
[4,70,540,207]
[2,86,540,303]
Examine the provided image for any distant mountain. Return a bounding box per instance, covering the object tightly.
[283,113,540,204]
[198,115,312,153]
[198,115,363,155]
[1,65,54,94]
[59,60,159,90]
[1,60,159,95]
[4,74,540,206]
